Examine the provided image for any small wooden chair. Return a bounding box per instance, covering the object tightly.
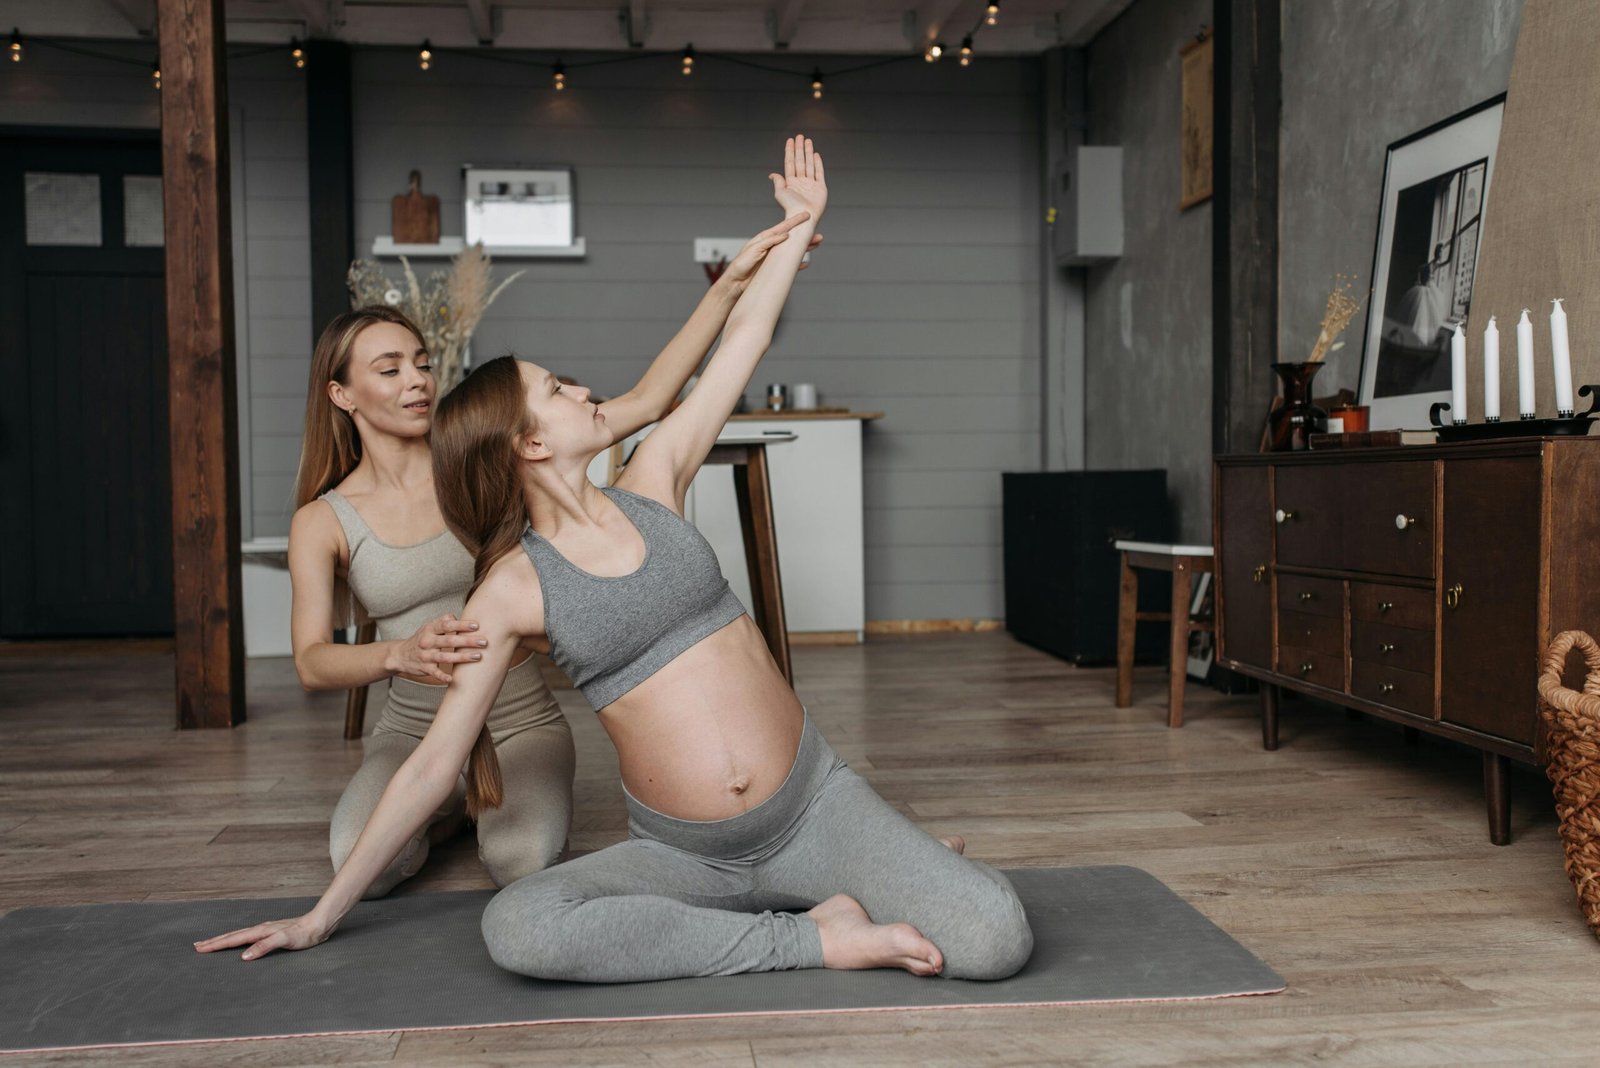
[1113,540,1215,727]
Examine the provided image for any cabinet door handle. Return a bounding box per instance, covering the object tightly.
[1395,514,1416,530]
[1379,642,1396,654]
[1378,601,1394,613]
[1275,508,1296,524]
[1298,591,1315,602]
[1379,682,1395,695]
[1446,583,1464,610]
[1299,662,1314,675]
[1252,564,1266,584]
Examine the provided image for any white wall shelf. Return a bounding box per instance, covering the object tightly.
[370,236,586,258]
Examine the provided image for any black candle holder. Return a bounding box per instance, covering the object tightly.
[1428,384,1600,441]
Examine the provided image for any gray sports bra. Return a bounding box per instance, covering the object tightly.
[519,486,745,710]
[320,490,477,643]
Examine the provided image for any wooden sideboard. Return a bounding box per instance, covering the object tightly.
[1213,437,1600,843]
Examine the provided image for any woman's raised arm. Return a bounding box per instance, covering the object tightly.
[623,135,827,506]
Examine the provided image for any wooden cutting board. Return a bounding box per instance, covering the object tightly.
[391,171,440,245]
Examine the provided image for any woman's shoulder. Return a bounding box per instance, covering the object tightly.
[472,547,546,635]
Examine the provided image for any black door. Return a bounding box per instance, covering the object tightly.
[0,131,173,638]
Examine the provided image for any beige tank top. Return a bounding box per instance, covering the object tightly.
[320,490,477,643]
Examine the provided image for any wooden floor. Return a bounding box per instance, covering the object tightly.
[2,633,1597,1066]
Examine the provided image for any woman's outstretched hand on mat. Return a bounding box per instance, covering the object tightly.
[194,914,333,961]
[769,134,827,222]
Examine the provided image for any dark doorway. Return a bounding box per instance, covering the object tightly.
[0,130,173,638]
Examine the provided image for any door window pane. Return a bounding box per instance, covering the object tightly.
[123,175,164,247]
[25,172,102,246]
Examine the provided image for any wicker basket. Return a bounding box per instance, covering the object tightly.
[1537,629,1600,940]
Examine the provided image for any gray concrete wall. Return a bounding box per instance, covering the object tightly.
[346,50,1050,621]
[1083,0,1214,542]
[0,43,311,542]
[1280,0,1524,395]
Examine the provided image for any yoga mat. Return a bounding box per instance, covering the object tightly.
[0,866,1283,1053]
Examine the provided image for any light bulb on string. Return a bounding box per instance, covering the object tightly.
[418,40,432,71]
[8,28,21,63]
[290,38,305,70]
[985,2,1000,26]
[924,41,943,62]
[959,37,973,66]
[681,44,695,76]
[552,61,566,91]
[810,68,823,100]
[151,59,161,90]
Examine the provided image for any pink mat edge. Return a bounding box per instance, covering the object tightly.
[1,983,1288,1056]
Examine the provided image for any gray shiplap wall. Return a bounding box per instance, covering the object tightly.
[0,44,311,541]
[349,51,1047,620]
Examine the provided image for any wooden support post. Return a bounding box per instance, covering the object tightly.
[306,40,355,341]
[157,0,245,728]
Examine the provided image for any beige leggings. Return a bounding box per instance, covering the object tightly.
[330,655,576,897]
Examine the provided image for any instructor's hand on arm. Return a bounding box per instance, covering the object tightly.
[720,214,823,293]
[384,612,486,683]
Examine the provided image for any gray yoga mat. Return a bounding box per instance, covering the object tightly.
[0,866,1283,1053]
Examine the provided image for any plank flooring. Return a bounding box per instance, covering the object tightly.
[2,634,1597,1066]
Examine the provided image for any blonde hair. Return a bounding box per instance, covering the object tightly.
[431,356,536,817]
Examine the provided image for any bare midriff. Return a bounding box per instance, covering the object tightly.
[598,615,805,822]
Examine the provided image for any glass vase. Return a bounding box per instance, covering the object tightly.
[1267,362,1329,452]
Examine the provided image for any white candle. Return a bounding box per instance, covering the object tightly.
[1551,298,1575,415]
[1450,323,1468,423]
[1483,316,1501,421]
[1517,308,1536,418]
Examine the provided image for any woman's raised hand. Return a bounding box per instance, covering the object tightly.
[194,913,334,961]
[722,215,825,288]
[769,134,827,221]
[386,612,486,683]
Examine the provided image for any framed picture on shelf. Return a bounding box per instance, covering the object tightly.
[463,166,576,250]
[1357,95,1505,430]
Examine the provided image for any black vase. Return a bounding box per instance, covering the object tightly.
[1267,362,1328,452]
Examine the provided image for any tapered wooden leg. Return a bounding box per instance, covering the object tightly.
[732,448,792,685]
[1483,751,1511,846]
[1115,553,1137,708]
[1168,564,1193,728]
[343,620,377,740]
[1261,683,1279,751]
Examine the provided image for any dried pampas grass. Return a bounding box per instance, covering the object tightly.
[1307,274,1365,364]
[345,243,526,393]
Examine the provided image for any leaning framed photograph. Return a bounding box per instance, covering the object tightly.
[462,165,577,250]
[1357,95,1505,429]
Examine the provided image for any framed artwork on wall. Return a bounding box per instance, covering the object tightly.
[463,166,576,250]
[1357,95,1505,429]
[1179,29,1213,210]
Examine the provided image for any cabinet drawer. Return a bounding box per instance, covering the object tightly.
[1351,661,1435,717]
[1277,574,1342,619]
[1350,619,1434,675]
[1343,461,1436,578]
[1350,581,1433,629]
[1274,466,1346,568]
[1276,643,1344,691]
[1280,609,1344,657]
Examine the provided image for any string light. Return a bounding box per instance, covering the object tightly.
[810,68,823,100]
[8,28,21,63]
[151,58,160,90]
[959,36,973,66]
[418,39,432,71]
[923,41,943,62]
[290,38,305,70]
[681,44,694,76]
[985,2,1000,26]
[553,60,566,90]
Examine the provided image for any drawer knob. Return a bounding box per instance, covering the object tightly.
[1378,601,1394,613]
[1395,514,1416,530]
[1298,591,1316,602]
[1252,564,1266,584]
[1446,582,1464,610]
[1275,508,1296,524]
[1299,662,1315,675]
[1380,642,1396,654]
[1379,682,1395,695]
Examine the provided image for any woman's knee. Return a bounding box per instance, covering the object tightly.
[478,826,564,888]
[945,879,1034,981]
[480,879,583,978]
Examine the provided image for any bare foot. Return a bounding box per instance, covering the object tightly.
[938,834,966,855]
[808,894,942,976]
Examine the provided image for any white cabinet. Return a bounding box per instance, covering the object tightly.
[686,415,870,642]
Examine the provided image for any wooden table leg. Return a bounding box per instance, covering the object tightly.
[1261,683,1279,751]
[731,447,792,685]
[1115,552,1136,708]
[1167,562,1192,728]
[1483,751,1511,846]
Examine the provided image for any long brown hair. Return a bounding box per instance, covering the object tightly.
[431,355,535,817]
[293,305,427,508]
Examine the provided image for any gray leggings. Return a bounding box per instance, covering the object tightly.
[331,655,576,897]
[480,718,1033,982]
